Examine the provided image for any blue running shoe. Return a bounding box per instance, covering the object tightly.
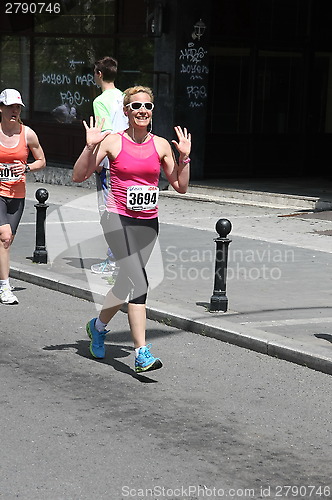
[135,344,163,373]
[86,318,109,359]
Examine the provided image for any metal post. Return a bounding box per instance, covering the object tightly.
[210,218,232,312]
[32,188,49,264]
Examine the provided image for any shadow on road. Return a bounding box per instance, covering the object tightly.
[43,340,159,383]
[315,333,332,344]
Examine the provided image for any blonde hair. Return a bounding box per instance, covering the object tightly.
[123,86,154,107]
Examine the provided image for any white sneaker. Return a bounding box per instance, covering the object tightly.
[0,286,19,305]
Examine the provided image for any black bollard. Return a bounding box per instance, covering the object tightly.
[210,218,232,312]
[32,188,49,264]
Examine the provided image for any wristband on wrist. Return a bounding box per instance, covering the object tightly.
[25,165,30,173]
[180,157,191,165]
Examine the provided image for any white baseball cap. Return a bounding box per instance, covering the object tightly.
[0,89,25,106]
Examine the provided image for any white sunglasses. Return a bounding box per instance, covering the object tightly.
[126,101,154,111]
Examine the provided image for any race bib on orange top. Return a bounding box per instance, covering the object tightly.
[126,185,159,211]
[0,163,22,183]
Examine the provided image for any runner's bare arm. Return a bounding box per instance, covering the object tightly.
[158,126,191,194]
[72,117,111,183]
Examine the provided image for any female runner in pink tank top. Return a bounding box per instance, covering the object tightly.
[73,86,191,373]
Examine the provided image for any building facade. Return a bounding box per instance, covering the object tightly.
[1,0,332,181]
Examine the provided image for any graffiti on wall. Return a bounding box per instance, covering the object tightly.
[178,42,209,108]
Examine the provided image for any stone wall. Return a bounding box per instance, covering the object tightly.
[30,163,95,189]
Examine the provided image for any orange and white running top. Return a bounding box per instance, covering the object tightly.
[0,125,29,198]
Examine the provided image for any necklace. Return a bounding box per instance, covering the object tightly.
[131,128,150,144]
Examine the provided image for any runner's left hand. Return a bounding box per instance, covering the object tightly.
[172,126,191,157]
[10,160,26,175]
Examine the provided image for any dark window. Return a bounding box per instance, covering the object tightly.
[311,0,332,47]
[117,39,154,90]
[33,37,118,123]
[210,0,258,41]
[253,51,304,133]
[308,53,332,133]
[117,0,146,35]
[34,0,115,35]
[0,36,30,118]
[207,48,250,133]
[257,0,308,42]
[211,0,309,43]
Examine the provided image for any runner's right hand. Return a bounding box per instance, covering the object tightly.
[83,116,111,149]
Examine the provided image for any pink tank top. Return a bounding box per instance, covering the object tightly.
[106,133,161,219]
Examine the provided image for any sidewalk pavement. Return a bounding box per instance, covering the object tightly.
[183,176,332,210]
[8,178,332,377]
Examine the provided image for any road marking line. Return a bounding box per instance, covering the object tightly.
[20,220,100,225]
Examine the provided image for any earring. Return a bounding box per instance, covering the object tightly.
[148,118,153,133]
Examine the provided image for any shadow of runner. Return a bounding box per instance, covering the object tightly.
[43,340,159,383]
[315,333,332,344]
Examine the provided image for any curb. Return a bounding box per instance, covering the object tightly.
[10,263,332,377]
[161,187,332,211]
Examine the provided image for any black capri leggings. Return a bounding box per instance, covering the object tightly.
[101,211,159,304]
[0,196,25,234]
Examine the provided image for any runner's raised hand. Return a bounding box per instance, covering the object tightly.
[83,116,111,149]
[172,126,191,157]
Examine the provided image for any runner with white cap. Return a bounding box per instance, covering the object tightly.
[0,89,46,304]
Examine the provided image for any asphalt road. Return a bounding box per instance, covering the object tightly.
[1,279,332,500]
